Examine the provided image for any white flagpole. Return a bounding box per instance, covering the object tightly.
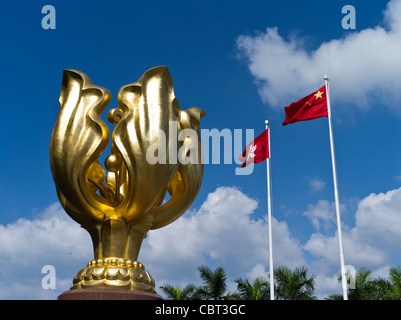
[265,120,274,300]
[324,75,348,300]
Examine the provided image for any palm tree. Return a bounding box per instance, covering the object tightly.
[348,267,375,300]
[195,265,228,300]
[274,265,316,300]
[159,283,197,300]
[326,267,379,300]
[234,277,270,300]
[387,265,401,299]
[371,265,401,300]
[371,277,393,300]
[327,265,401,300]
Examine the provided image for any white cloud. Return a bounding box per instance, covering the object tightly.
[246,263,270,281]
[236,0,401,112]
[303,200,337,232]
[354,187,401,250]
[314,273,342,299]
[305,232,387,267]
[0,187,304,299]
[3,186,401,299]
[141,186,305,287]
[304,187,401,297]
[0,203,91,299]
[308,178,326,192]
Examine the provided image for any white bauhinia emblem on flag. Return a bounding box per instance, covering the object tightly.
[238,129,269,168]
[247,144,257,161]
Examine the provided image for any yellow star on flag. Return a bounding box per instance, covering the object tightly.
[314,90,323,99]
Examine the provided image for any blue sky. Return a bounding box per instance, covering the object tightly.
[1,0,401,299]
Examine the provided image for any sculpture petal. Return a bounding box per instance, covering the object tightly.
[150,107,206,229]
[50,70,112,223]
[113,66,181,222]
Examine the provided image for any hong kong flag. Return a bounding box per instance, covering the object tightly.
[238,129,269,168]
[282,85,328,126]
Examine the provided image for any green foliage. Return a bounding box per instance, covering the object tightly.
[159,264,401,300]
[195,265,228,300]
[233,277,270,300]
[274,265,316,300]
[160,264,315,300]
[326,265,401,300]
[159,283,197,300]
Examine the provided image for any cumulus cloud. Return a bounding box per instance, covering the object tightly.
[0,187,304,299]
[0,203,91,299]
[304,187,401,297]
[303,200,337,232]
[3,186,401,299]
[308,178,326,192]
[236,0,401,112]
[141,186,305,286]
[354,187,401,250]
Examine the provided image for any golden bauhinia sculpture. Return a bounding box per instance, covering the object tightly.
[49,66,205,294]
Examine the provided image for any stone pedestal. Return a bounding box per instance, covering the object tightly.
[58,289,163,300]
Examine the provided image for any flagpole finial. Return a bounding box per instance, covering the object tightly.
[324,75,329,81]
[265,120,269,126]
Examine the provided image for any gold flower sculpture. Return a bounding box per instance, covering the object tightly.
[49,67,205,293]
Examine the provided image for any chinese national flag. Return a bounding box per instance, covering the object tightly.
[238,129,269,168]
[282,85,328,126]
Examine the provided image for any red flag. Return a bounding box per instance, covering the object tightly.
[282,85,328,126]
[238,129,269,168]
